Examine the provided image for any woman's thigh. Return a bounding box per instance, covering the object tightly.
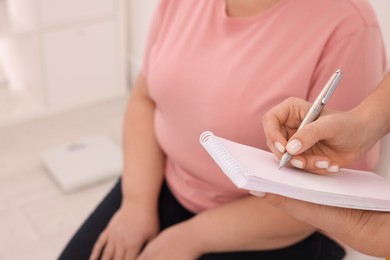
[199,232,345,260]
[59,179,345,260]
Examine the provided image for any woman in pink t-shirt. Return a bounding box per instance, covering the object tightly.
[60,0,386,259]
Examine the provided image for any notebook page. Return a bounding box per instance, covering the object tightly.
[200,132,390,211]
[217,135,390,201]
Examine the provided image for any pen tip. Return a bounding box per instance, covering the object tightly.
[278,162,284,170]
[279,152,291,170]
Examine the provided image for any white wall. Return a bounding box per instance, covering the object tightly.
[369,0,390,62]
[127,0,158,80]
[368,0,390,178]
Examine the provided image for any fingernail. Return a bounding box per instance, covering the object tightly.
[249,191,266,197]
[286,139,302,154]
[274,141,285,153]
[315,160,329,169]
[327,165,339,173]
[290,159,304,169]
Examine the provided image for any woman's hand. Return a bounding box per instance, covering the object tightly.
[262,97,371,174]
[137,221,203,260]
[263,193,390,257]
[89,201,159,260]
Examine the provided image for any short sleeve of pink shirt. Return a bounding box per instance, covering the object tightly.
[141,0,386,213]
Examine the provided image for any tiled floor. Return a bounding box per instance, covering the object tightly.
[0,96,383,260]
[0,97,126,260]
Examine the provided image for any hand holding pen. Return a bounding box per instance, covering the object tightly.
[278,69,342,169]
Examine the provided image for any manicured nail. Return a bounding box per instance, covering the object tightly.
[249,191,266,197]
[274,141,285,153]
[315,160,329,169]
[327,165,339,173]
[286,139,302,154]
[290,159,304,169]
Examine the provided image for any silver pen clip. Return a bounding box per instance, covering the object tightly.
[322,69,342,105]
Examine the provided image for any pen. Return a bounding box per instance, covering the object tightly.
[278,69,343,169]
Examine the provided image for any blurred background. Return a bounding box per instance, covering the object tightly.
[0,0,389,259]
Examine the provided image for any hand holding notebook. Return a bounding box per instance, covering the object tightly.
[200,131,390,212]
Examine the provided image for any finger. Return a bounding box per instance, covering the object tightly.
[126,249,138,260]
[301,155,339,173]
[265,193,322,221]
[289,155,338,174]
[113,245,125,260]
[266,139,286,160]
[288,156,339,174]
[264,193,289,208]
[249,191,266,197]
[135,244,150,260]
[286,115,337,155]
[264,193,353,236]
[263,98,312,156]
[101,242,115,260]
[90,231,108,260]
[262,110,288,156]
[135,251,145,260]
[263,104,292,156]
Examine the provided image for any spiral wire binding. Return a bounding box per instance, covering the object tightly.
[200,131,248,187]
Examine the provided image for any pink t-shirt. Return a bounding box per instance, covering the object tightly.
[142,0,386,213]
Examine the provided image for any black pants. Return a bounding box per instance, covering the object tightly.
[59,179,345,260]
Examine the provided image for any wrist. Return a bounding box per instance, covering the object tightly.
[342,210,390,257]
[162,220,206,257]
[181,218,213,255]
[352,85,390,141]
[120,175,163,214]
[349,107,382,152]
[120,197,158,216]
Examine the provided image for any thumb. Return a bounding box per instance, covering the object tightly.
[265,193,354,239]
[286,116,336,155]
[265,194,321,224]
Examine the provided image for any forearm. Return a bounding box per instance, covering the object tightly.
[335,210,390,257]
[121,74,165,212]
[185,195,315,253]
[353,72,390,144]
[266,194,390,257]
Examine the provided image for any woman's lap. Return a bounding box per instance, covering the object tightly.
[58,178,345,259]
[58,180,123,259]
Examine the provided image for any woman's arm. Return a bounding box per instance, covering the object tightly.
[121,74,165,213]
[137,195,315,259]
[172,73,390,257]
[265,194,390,257]
[353,72,390,143]
[262,72,390,173]
[259,72,390,257]
[186,195,315,252]
[90,74,165,260]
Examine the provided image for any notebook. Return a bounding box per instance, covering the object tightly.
[200,131,390,212]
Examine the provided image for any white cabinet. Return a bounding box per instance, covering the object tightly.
[0,0,127,127]
[36,0,115,25]
[43,20,120,108]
